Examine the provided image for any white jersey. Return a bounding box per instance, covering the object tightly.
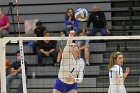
[108,65,126,93]
[58,40,85,84]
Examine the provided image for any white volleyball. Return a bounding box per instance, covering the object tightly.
[75,8,88,21]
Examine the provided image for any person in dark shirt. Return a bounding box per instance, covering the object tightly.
[32,21,47,54]
[34,21,46,37]
[6,51,27,93]
[86,4,110,36]
[38,31,57,65]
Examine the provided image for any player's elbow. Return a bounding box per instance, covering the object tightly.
[75,78,83,83]
[77,80,83,83]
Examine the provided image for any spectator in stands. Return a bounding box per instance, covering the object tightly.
[65,8,79,35]
[32,21,47,54]
[86,4,110,36]
[38,31,57,65]
[108,52,130,93]
[76,30,90,65]
[6,51,27,93]
[55,31,67,66]
[0,7,10,37]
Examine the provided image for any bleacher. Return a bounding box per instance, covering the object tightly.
[1,0,140,93]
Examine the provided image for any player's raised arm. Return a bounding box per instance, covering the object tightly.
[61,30,76,63]
[123,67,130,80]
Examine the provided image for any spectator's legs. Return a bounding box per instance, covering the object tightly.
[37,51,43,64]
[32,42,37,54]
[84,47,90,65]
[91,27,97,36]
[17,73,23,93]
[73,27,79,35]
[65,27,71,35]
[99,27,107,36]
[0,30,9,38]
[50,51,57,65]
[56,48,62,63]
[89,27,97,43]
[65,26,79,36]
[6,74,16,93]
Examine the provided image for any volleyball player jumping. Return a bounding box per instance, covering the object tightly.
[53,31,85,93]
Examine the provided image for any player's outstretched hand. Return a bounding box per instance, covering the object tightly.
[125,67,130,75]
[69,30,76,37]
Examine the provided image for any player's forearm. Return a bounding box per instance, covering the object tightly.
[123,73,128,79]
[63,36,73,56]
[79,46,86,50]
[76,60,85,83]
[66,37,73,48]
[75,78,83,83]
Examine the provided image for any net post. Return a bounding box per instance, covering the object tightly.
[0,39,9,93]
[18,38,27,93]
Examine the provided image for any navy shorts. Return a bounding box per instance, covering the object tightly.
[54,79,77,93]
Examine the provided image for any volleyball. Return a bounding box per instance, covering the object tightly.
[75,8,88,21]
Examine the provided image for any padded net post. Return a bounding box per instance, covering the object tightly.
[19,38,27,93]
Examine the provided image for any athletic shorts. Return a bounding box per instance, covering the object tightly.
[54,79,77,93]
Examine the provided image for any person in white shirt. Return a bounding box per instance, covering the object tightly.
[108,52,130,93]
[53,31,85,93]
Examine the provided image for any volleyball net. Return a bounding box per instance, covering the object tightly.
[0,36,140,93]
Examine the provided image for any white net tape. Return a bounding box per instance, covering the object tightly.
[0,36,140,93]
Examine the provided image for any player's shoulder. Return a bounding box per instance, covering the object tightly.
[111,65,121,71]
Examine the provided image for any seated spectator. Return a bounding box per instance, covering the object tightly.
[65,8,79,35]
[0,8,10,37]
[34,21,46,37]
[32,21,47,54]
[38,31,57,65]
[76,30,90,65]
[6,51,27,93]
[55,31,67,66]
[86,4,110,36]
